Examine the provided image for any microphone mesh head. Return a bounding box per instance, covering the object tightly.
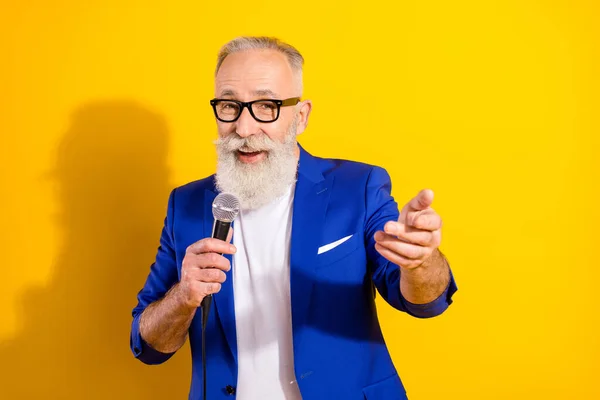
[212,192,240,222]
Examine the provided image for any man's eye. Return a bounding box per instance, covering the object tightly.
[258,102,276,110]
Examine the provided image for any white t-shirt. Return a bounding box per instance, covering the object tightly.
[232,185,302,400]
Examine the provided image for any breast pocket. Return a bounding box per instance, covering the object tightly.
[316,232,361,267]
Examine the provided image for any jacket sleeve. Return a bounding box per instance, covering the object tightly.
[364,166,457,318]
[130,188,181,364]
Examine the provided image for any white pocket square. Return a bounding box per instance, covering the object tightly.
[317,235,353,255]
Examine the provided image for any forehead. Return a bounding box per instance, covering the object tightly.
[215,49,296,98]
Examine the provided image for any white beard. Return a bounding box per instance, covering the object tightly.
[214,117,299,210]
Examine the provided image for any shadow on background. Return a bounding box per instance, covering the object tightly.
[0,101,191,399]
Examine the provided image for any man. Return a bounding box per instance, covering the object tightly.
[130,36,457,400]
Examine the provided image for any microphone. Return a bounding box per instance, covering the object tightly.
[201,192,239,400]
[201,192,240,323]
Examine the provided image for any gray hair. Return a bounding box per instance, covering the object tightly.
[215,36,304,94]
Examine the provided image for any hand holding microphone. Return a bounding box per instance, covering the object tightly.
[177,193,240,309]
[178,236,235,308]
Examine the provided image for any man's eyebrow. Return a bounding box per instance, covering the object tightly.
[253,89,278,98]
[219,89,236,97]
[217,89,279,98]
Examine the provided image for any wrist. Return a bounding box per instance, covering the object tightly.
[400,249,445,279]
[166,283,191,310]
[421,248,444,269]
[172,283,206,314]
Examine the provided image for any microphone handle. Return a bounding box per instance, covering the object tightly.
[212,219,231,242]
[201,219,231,312]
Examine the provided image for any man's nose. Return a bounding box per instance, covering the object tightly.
[235,106,260,138]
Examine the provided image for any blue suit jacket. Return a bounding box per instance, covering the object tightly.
[130,145,457,399]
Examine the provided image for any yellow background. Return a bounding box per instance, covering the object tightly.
[1,1,598,399]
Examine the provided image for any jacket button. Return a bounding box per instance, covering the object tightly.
[225,385,236,395]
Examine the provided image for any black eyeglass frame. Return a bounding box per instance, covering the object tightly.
[209,97,301,123]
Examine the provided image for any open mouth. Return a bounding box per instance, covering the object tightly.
[236,149,267,163]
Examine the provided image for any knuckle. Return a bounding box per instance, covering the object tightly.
[200,239,211,252]
[195,239,208,253]
[423,233,434,246]
[188,240,201,253]
[211,269,221,281]
[416,216,429,229]
[205,269,215,281]
[405,246,420,259]
[201,269,223,283]
[207,238,220,251]
[199,269,211,282]
[186,241,197,252]
[198,253,211,268]
[399,243,414,259]
[425,217,435,229]
[202,239,213,252]
[181,268,191,282]
[433,232,442,247]
[200,269,211,281]
[181,255,193,270]
[407,247,419,259]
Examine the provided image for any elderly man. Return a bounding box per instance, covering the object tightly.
[130,36,457,400]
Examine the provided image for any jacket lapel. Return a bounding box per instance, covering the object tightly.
[203,186,238,364]
[290,146,332,351]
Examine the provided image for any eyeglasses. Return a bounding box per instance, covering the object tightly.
[210,97,301,123]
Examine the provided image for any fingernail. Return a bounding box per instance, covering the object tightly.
[230,245,236,253]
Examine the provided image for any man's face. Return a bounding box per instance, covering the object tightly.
[214,49,305,164]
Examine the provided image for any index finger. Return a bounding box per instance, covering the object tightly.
[186,237,236,255]
[406,189,434,211]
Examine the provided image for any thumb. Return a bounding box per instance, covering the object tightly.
[406,189,434,212]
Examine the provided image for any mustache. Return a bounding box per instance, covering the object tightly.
[214,134,277,153]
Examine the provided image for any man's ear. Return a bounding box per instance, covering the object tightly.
[295,100,313,135]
